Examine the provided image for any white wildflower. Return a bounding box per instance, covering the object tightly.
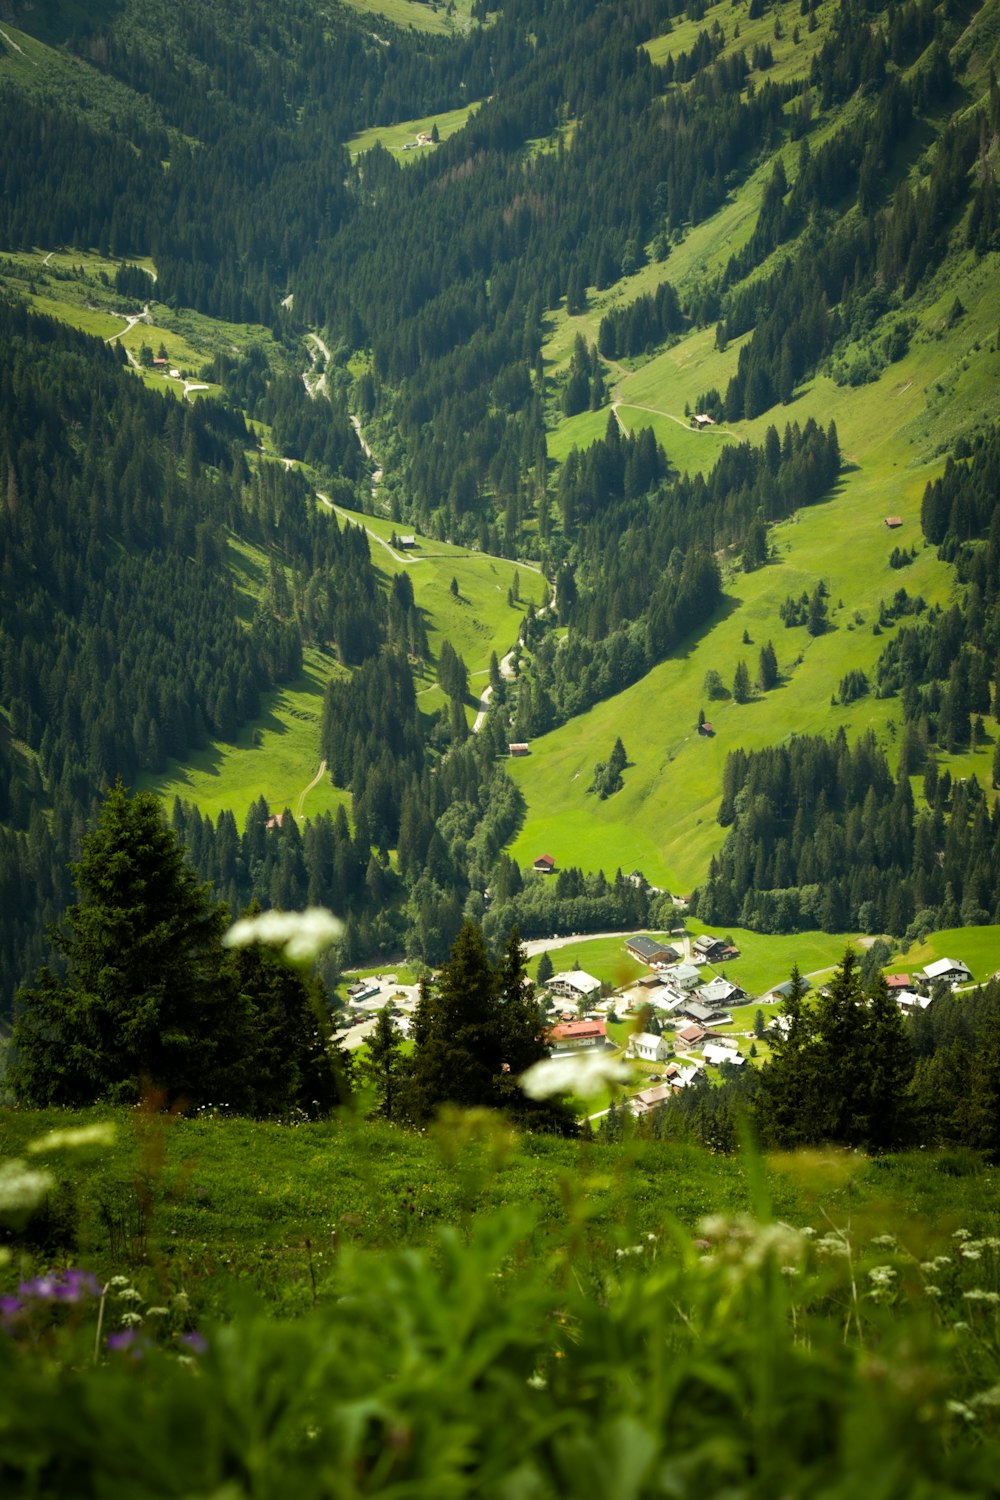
[953,1229,972,1241]
[116,1287,142,1302]
[868,1265,896,1288]
[870,1234,897,1249]
[519,1051,632,1100]
[109,1275,131,1288]
[946,1400,976,1422]
[119,1311,144,1327]
[963,1290,1000,1305]
[223,907,344,966]
[925,1285,942,1297]
[971,1387,1000,1409]
[145,1306,170,1317]
[615,1245,643,1258]
[27,1124,116,1154]
[0,1160,54,1226]
[172,1291,190,1311]
[953,1321,971,1332]
[815,1232,850,1258]
[933,1256,952,1269]
[961,1248,982,1261]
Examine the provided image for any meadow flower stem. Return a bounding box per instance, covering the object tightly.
[93,1285,108,1365]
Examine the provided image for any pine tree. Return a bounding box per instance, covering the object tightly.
[360,1004,407,1121]
[10,780,239,1107]
[733,659,752,703]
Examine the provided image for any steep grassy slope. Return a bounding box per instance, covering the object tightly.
[511,0,1000,891]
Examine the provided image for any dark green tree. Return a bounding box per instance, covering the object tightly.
[756,951,913,1150]
[732,659,752,703]
[10,781,239,1107]
[758,640,779,692]
[536,950,554,986]
[359,1004,407,1121]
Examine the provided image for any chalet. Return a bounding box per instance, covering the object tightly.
[625,935,679,966]
[265,813,285,831]
[703,1043,745,1068]
[770,976,813,1001]
[720,944,741,961]
[692,934,727,962]
[547,1018,608,1054]
[152,356,168,367]
[884,516,903,528]
[885,973,911,992]
[533,854,556,874]
[547,969,602,1002]
[397,534,417,548]
[629,1082,676,1116]
[692,413,716,428]
[508,743,530,756]
[696,976,746,1008]
[682,999,732,1027]
[698,721,715,737]
[665,962,702,991]
[627,1031,671,1063]
[922,957,973,987]
[674,1022,708,1052]
[894,989,932,1014]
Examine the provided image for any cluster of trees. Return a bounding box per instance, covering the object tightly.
[597,280,684,360]
[697,728,1000,940]
[873,427,1000,762]
[589,738,628,799]
[367,922,572,1130]
[9,784,349,1116]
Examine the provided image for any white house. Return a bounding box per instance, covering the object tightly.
[627,1031,671,1063]
[547,969,602,1002]
[922,958,973,987]
[703,1043,745,1068]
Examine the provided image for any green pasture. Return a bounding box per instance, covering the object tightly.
[893,925,1000,985]
[144,647,352,828]
[327,501,546,681]
[349,101,480,160]
[643,0,835,91]
[338,0,476,37]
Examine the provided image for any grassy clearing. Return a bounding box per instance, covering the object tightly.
[893,925,1000,983]
[338,0,477,37]
[643,0,835,90]
[143,648,353,828]
[348,101,480,160]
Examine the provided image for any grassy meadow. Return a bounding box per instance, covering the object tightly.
[348,101,481,161]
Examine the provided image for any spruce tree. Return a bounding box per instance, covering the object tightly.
[10,780,239,1107]
[360,1004,407,1121]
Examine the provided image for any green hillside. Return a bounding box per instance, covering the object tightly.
[510,0,1000,889]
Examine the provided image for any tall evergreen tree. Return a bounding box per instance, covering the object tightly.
[10,781,239,1107]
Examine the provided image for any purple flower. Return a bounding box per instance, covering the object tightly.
[179,1330,208,1355]
[107,1329,140,1352]
[0,1296,23,1324]
[17,1269,101,1304]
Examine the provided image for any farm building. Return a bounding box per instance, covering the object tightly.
[533,854,556,873]
[625,935,679,966]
